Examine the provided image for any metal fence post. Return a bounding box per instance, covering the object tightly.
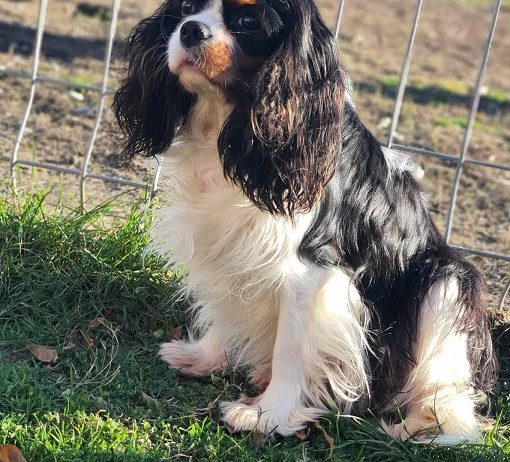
[10,0,49,187]
[444,0,502,244]
[387,0,424,149]
[79,0,122,209]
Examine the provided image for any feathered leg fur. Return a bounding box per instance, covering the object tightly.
[381,279,485,444]
[221,265,370,435]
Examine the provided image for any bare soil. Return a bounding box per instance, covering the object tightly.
[0,0,508,313]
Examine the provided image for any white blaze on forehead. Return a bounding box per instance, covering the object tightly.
[189,0,224,31]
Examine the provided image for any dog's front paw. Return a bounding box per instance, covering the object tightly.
[159,340,225,377]
[220,394,310,436]
[221,399,278,435]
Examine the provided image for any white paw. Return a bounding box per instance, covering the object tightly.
[159,341,225,377]
[380,412,443,442]
[220,399,284,435]
[220,394,314,436]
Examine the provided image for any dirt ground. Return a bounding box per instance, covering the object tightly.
[0,0,509,313]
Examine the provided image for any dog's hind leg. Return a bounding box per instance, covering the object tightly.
[159,327,227,378]
[381,279,485,444]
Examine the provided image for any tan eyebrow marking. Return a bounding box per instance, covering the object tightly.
[225,0,257,5]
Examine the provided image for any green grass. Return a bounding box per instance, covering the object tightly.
[433,116,499,132]
[376,74,510,110]
[0,193,509,461]
[376,74,401,89]
[456,0,510,7]
[485,89,510,105]
[69,75,96,89]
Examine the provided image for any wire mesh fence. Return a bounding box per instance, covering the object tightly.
[0,0,509,305]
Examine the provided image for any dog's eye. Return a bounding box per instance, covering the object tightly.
[181,1,194,15]
[240,15,261,31]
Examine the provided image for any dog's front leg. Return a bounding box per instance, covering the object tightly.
[221,270,315,435]
[221,265,369,436]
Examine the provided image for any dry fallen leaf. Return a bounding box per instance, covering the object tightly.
[315,422,335,460]
[26,343,58,363]
[63,330,95,351]
[139,391,158,407]
[169,326,183,340]
[0,444,27,462]
[63,329,80,351]
[88,317,106,329]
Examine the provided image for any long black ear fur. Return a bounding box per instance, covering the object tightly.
[219,0,345,217]
[113,2,195,158]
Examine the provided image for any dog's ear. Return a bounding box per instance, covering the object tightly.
[219,1,345,217]
[113,4,195,158]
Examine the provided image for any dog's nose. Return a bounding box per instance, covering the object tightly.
[180,21,212,48]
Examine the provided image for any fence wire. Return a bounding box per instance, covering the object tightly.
[1,0,509,305]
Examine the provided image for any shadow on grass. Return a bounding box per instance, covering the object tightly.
[0,20,120,62]
[356,80,510,115]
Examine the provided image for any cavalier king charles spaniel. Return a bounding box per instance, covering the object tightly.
[114,0,496,443]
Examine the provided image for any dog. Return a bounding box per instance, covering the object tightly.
[113,0,496,443]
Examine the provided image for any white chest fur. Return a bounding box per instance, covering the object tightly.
[150,141,310,312]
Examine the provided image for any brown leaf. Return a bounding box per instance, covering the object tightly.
[26,343,58,363]
[88,317,106,329]
[139,391,158,407]
[63,330,95,352]
[169,326,183,340]
[0,444,28,462]
[315,422,335,460]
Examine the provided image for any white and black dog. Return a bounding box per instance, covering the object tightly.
[114,0,496,443]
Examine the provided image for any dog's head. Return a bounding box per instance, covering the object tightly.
[114,0,345,216]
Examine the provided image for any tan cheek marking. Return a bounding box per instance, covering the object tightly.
[200,42,233,79]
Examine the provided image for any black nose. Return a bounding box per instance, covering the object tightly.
[180,21,212,48]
